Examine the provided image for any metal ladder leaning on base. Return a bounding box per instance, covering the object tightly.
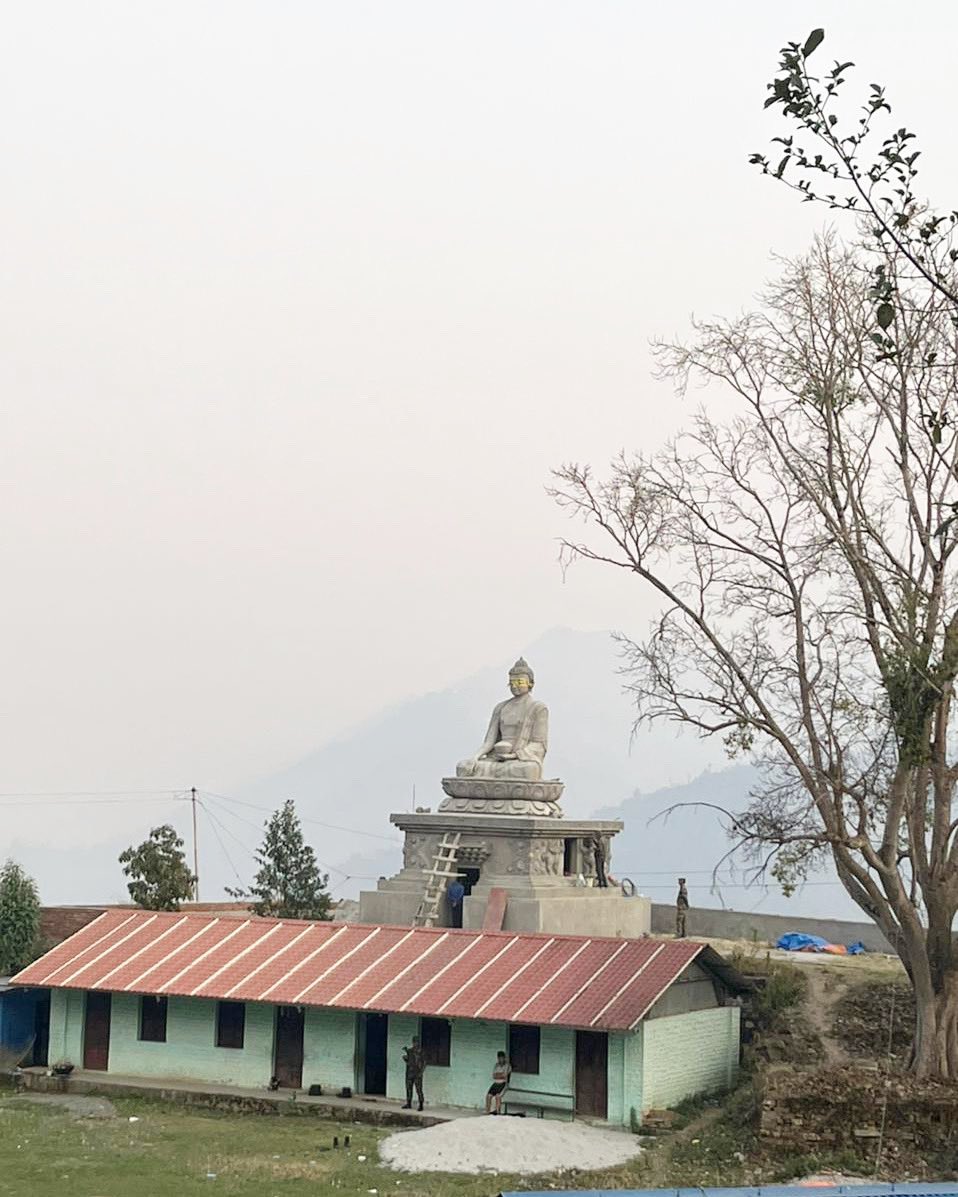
[413,831,462,927]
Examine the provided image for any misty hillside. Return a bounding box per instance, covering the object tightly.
[229,628,722,875]
[16,626,859,922]
[594,764,863,921]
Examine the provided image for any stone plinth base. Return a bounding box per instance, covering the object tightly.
[439,777,564,818]
[357,811,650,938]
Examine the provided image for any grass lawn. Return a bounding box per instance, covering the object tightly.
[0,1080,874,1196]
[0,1091,660,1197]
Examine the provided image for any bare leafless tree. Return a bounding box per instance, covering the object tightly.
[551,235,958,1078]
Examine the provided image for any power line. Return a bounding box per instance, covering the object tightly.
[204,790,402,845]
[0,795,181,807]
[201,793,380,882]
[196,801,247,892]
[0,789,182,798]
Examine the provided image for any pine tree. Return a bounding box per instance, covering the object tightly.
[119,825,196,911]
[229,799,331,920]
[0,860,41,974]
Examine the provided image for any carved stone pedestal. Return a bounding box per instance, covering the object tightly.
[438,777,564,818]
[357,811,651,938]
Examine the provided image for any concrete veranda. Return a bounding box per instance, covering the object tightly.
[16,1066,480,1128]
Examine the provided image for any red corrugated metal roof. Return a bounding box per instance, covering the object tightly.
[12,910,716,1032]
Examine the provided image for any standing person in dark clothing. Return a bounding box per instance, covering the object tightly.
[447,877,465,928]
[589,837,609,888]
[402,1036,425,1110]
[676,877,689,938]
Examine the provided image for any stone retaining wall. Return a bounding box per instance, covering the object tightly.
[760,1066,958,1157]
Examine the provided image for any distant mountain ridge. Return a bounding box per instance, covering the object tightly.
[15,627,859,921]
[232,628,723,871]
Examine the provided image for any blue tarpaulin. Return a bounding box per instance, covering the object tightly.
[776,933,829,952]
[776,933,868,955]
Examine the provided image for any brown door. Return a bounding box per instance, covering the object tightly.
[274,1006,305,1089]
[83,992,112,1071]
[575,1030,608,1118]
[361,1013,388,1095]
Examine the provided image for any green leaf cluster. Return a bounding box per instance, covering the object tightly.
[118,825,197,911]
[229,799,331,921]
[0,860,41,974]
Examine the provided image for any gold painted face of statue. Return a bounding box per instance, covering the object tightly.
[508,674,531,696]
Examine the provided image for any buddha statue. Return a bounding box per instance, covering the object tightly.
[456,658,549,782]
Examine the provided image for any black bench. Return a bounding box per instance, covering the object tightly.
[502,1089,575,1120]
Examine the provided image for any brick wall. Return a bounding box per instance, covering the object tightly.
[641,1006,739,1111]
[515,1024,574,1101]
[304,1007,355,1092]
[384,1017,580,1112]
[607,1032,626,1125]
[107,995,275,1086]
[45,989,733,1126]
[49,990,84,1064]
[387,1015,506,1108]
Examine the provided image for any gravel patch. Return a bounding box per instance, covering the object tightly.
[379,1114,642,1175]
[10,1093,116,1119]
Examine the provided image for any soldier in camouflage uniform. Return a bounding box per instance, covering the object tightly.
[676,877,689,938]
[402,1036,425,1111]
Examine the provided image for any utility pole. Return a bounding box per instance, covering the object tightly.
[191,787,200,902]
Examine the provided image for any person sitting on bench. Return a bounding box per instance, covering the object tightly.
[485,1050,511,1114]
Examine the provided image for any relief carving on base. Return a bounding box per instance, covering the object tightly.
[504,838,531,874]
[457,842,490,866]
[403,833,434,871]
[529,837,563,876]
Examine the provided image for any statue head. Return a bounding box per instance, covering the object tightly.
[508,657,534,697]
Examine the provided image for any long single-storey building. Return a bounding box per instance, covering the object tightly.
[12,910,745,1125]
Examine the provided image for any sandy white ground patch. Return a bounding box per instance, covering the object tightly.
[379,1114,642,1175]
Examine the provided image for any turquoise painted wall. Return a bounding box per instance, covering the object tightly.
[506,1025,574,1102]
[49,994,362,1092]
[625,1030,644,1124]
[640,1006,740,1111]
[386,1014,508,1106]
[385,1013,418,1102]
[303,1007,356,1092]
[607,1032,626,1125]
[107,995,275,1086]
[44,988,736,1126]
[49,990,83,1065]
[385,1018,577,1113]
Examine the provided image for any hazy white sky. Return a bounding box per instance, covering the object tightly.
[3,2,957,862]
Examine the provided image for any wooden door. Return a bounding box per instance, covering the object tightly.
[575,1030,608,1118]
[362,1013,388,1095]
[83,992,112,1071]
[274,1006,305,1089]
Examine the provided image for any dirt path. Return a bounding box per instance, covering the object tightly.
[800,966,849,1065]
[638,1106,726,1188]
